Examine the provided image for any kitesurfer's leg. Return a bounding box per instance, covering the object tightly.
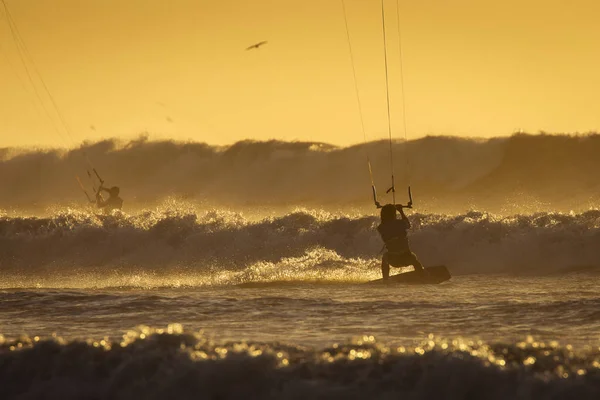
[409,252,425,273]
[381,253,390,280]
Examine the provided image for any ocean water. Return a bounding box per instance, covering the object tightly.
[2,133,600,214]
[1,205,600,399]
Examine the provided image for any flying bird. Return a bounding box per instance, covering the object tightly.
[245,41,268,51]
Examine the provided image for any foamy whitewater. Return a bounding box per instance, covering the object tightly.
[1,135,600,399]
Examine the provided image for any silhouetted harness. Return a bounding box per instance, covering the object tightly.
[380,236,411,255]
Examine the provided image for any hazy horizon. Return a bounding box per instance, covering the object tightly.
[3,129,598,151]
[1,133,599,216]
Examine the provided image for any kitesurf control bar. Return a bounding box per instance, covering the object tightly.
[76,176,93,203]
[93,168,104,190]
[403,186,413,209]
[373,185,413,209]
[78,168,106,203]
[372,185,382,208]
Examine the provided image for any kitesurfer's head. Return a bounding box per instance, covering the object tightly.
[380,204,397,222]
[108,186,120,197]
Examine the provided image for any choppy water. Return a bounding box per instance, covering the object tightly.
[3,134,600,214]
[1,276,600,399]
[1,207,600,398]
[1,275,599,346]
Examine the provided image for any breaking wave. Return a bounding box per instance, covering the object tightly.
[1,133,600,214]
[1,207,599,288]
[1,326,599,399]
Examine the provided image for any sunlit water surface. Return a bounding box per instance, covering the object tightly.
[2,275,598,347]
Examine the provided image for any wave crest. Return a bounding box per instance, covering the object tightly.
[1,207,599,288]
[1,133,600,214]
[1,327,599,399]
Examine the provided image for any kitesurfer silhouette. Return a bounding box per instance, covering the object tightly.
[377,203,424,280]
[96,185,123,214]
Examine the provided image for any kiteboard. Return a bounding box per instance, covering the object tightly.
[367,265,451,285]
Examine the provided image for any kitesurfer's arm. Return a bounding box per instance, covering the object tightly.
[396,205,411,229]
[95,189,106,208]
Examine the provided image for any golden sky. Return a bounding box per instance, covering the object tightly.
[1,0,599,148]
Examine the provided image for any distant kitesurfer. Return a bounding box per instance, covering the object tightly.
[377,204,424,280]
[96,186,123,214]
